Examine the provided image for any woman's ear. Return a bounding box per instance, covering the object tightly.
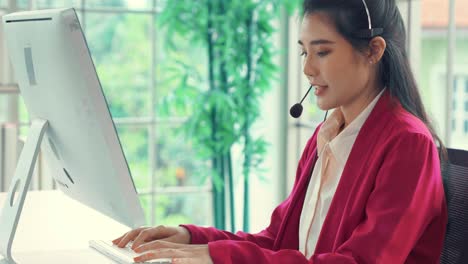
[367,36,386,64]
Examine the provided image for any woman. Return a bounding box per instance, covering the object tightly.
[113,0,447,263]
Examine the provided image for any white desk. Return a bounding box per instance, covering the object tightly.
[0,190,132,263]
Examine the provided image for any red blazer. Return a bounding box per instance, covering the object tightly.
[182,91,447,264]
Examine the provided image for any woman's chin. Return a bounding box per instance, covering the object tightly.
[316,99,335,111]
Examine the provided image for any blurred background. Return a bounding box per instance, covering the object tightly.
[0,0,466,233]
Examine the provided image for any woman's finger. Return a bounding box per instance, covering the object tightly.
[134,248,187,262]
[134,246,212,264]
[132,225,171,249]
[135,240,202,253]
[111,233,126,245]
[134,240,175,253]
[116,227,146,248]
[113,228,140,245]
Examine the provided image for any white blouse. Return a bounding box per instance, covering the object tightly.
[299,90,385,258]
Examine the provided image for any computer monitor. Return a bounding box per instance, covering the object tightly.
[0,8,145,263]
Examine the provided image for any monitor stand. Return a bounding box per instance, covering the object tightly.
[0,119,48,264]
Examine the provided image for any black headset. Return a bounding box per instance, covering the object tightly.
[289,0,383,120]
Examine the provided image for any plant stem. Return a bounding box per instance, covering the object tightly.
[207,0,225,230]
[227,152,235,232]
[242,8,255,233]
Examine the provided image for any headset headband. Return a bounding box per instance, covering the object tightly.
[355,0,383,38]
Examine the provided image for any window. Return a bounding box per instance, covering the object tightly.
[0,0,213,227]
[465,120,468,134]
[465,101,468,112]
[421,0,468,150]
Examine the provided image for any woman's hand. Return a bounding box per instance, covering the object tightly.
[112,225,191,250]
[133,240,213,264]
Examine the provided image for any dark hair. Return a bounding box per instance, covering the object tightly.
[302,0,447,160]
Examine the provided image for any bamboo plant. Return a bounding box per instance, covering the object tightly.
[158,0,300,231]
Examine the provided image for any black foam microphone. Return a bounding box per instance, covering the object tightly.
[290,85,313,118]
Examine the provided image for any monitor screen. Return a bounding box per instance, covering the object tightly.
[2,8,145,229]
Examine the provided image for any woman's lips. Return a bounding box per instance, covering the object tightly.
[314,85,328,96]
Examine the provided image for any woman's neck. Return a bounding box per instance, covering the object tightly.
[340,85,384,128]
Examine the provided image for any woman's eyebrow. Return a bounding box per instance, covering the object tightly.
[298,39,336,46]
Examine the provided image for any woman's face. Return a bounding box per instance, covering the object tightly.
[299,12,375,111]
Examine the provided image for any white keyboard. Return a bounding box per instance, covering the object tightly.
[89,240,172,264]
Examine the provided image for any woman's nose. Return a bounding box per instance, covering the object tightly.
[303,56,319,78]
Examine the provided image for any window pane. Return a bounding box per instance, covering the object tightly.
[420,0,468,150]
[153,23,208,118]
[15,0,29,8]
[455,28,468,149]
[85,13,151,118]
[33,0,81,8]
[84,0,152,11]
[421,0,449,27]
[116,125,150,190]
[140,193,213,226]
[420,36,447,141]
[420,0,446,140]
[155,124,210,188]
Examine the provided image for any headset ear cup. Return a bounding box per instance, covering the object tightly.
[370,28,384,37]
[354,28,383,39]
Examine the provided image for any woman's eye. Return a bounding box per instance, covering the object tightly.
[300,51,307,57]
[316,50,331,57]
